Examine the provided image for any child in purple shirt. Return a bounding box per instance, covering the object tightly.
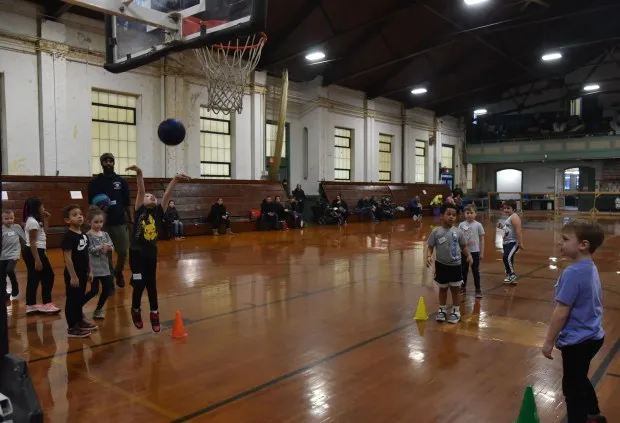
[542,220,606,423]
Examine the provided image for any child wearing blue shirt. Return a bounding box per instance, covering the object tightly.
[542,220,606,423]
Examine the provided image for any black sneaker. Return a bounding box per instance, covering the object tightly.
[115,273,125,288]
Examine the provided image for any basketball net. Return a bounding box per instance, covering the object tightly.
[193,32,267,115]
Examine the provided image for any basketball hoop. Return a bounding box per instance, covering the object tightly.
[191,20,267,115]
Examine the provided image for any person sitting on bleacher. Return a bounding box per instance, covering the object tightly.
[283,197,305,229]
[292,184,306,212]
[331,195,349,225]
[208,197,233,236]
[356,196,376,222]
[379,197,395,220]
[164,200,185,240]
[408,196,422,221]
[260,196,279,230]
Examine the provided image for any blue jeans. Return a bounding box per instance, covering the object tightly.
[172,220,183,237]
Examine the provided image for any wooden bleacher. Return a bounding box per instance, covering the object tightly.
[2,176,287,248]
[320,181,451,220]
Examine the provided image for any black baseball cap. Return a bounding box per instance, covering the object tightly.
[100,153,115,163]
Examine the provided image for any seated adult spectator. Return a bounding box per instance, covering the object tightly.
[260,196,279,230]
[283,197,305,228]
[407,196,422,221]
[378,196,394,220]
[331,194,349,224]
[292,184,306,212]
[164,200,185,240]
[208,197,233,236]
[356,196,377,222]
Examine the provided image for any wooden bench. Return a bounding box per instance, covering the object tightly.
[320,182,392,222]
[388,183,452,216]
[320,181,452,222]
[2,176,288,247]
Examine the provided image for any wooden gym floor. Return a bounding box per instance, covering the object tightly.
[6,215,620,422]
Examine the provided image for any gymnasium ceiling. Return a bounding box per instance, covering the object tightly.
[32,0,620,116]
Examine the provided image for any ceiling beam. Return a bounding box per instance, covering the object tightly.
[260,0,321,63]
[413,0,532,75]
[263,0,419,69]
[354,1,620,98]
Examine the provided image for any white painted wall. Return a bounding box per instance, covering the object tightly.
[477,160,604,193]
[0,0,466,195]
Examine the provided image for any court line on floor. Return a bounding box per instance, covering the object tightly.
[27,344,179,420]
[170,322,415,422]
[608,372,620,378]
[484,264,549,295]
[25,266,541,365]
[168,279,533,422]
[26,275,394,364]
[559,339,620,423]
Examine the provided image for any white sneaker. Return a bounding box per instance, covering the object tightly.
[436,308,447,322]
[448,311,461,324]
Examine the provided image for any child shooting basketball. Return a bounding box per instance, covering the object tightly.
[426,203,473,324]
[542,220,606,423]
[126,165,190,332]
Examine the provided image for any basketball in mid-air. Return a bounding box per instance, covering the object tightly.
[92,193,111,209]
[158,119,186,146]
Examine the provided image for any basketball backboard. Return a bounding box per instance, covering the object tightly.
[62,0,266,73]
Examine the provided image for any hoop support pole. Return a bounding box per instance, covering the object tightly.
[269,70,289,181]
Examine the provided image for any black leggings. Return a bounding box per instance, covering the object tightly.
[82,275,114,310]
[461,252,481,290]
[0,259,19,296]
[22,247,55,306]
[560,337,604,423]
[130,251,158,311]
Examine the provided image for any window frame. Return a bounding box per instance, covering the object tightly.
[200,108,232,179]
[334,127,352,181]
[415,140,426,183]
[379,133,392,182]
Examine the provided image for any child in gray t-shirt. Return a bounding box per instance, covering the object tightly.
[1,210,26,300]
[84,207,115,320]
[426,204,472,324]
[458,204,485,298]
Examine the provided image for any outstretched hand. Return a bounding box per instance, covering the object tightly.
[174,173,191,182]
[126,165,143,175]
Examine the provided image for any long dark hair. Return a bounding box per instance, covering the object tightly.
[23,197,43,224]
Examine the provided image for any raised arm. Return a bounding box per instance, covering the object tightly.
[126,165,144,210]
[162,173,191,213]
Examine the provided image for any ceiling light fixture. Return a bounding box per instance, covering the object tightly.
[305,51,326,62]
[464,0,489,5]
[542,52,562,62]
[583,84,600,92]
[474,108,488,115]
[411,87,428,95]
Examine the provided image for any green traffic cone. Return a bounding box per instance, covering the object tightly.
[514,385,540,423]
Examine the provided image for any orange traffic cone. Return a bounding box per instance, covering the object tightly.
[171,311,188,338]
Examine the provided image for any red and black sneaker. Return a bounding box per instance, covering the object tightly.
[131,309,143,329]
[150,311,161,333]
[79,320,98,332]
[67,327,91,338]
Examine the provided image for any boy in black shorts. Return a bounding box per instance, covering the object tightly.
[426,203,473,324]
[61,204,96,338]
[126,165,190,333]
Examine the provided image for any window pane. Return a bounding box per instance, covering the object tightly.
[200,106,232,178]
[92,90,138,174]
